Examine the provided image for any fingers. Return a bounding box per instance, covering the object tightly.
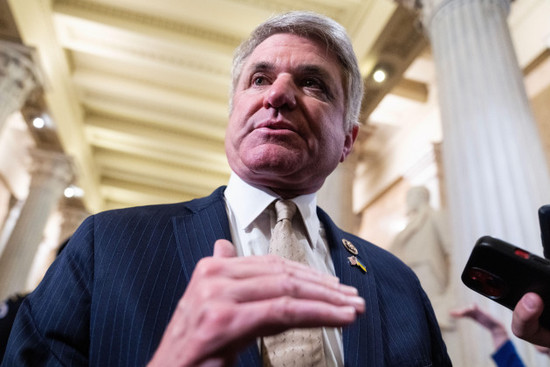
[201,254,344,291]
[192,254,364,315]
[225,273,365,314]
[451,303,504,333]
[513,293,543,335]
[183,297,359,360]
[228,297,358,337]
[450,304,477,318]
[159,242,365,365]
[512,292,550,346]
[213,239,237,258]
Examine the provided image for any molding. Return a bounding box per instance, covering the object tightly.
[55,0,242,46]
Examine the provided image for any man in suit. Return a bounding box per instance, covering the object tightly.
[3,11,451,366]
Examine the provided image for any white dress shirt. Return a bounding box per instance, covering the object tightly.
[224,172,344,366]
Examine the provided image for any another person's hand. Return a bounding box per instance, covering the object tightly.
[451,303,508,349]
[149,239,365,367]
[512,292,550,347]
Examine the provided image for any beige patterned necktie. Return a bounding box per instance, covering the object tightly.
[261,200,327,367]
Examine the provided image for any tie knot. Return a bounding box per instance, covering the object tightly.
[274,200,297,222]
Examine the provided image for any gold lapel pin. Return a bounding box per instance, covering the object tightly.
[342,238,358,255]
[348,256,367,273]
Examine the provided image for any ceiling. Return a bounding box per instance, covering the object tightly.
[3,0,430,212]
[2,0,546,213]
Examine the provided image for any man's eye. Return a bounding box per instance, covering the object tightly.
[303,78,325,90]
[252,76,268,86]
[302,78,331,100]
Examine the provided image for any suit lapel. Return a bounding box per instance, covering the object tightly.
[171,186,262,366]
[171,186,232,280]
[318,208,384,366]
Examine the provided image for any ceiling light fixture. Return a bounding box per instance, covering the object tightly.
[373,69,387,83]
[64,187,75,198]
[64,185,84,198]
[32,117,45,129]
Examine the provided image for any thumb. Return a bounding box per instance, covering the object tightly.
[512,293,544,338]
[213,239,237,258]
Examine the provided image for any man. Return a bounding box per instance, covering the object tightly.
[3,11,451,366]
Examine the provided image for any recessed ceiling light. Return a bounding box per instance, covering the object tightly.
[32,117,45,129]
[64,185,84,198]
[373,69,387,83]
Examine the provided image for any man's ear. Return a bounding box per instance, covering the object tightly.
[340,125,359,162]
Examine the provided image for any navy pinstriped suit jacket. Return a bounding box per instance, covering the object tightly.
[2,187,451,366]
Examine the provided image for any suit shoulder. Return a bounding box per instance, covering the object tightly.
[95,201,190,219]
[90,186,226,222]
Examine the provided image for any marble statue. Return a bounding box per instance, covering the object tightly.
[390,186,454,329]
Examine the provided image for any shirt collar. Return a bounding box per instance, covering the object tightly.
[224,172,321,247]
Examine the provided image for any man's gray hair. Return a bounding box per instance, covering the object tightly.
[230,11,364,132]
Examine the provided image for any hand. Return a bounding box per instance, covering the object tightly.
[512,293,550,347]
[451,303,508,349]
[149,239,365,367]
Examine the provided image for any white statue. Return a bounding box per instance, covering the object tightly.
[390,186,454,329]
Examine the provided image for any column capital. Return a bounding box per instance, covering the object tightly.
[396,0,511,29]
[0,40,44,131]
[0,40,43,84]
[29,149,75,189]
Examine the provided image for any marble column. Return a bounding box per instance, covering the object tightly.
[58,198,89,244]
[25,199,88,291]
[318,155,360,233]
[403,0,550,365]
[0,40,41,132]
[0,149,73,300]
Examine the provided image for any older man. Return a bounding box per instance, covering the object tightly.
[2,11,451,367]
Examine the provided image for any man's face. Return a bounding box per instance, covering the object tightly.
[225,33,358,197]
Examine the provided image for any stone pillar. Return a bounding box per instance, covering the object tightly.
[0,149,73,300]
[25,198,88,291]
[0,40,41,132]
[405,0,550,365]
[58,198,89,244]
[318,155,359,233]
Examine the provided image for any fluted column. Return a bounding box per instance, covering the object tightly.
[407,0,550,365]
[25,198,89,291]
[0,150,73,300]
[0,40,41,132]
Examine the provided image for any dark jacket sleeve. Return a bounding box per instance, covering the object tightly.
[419,286,453,366]
[491,340,526,367]
[1,216,95,367]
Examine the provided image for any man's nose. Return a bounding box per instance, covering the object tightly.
[263,76,297,110]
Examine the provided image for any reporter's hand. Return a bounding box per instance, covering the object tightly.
[148,239,365,367]
[451,303,504,331]
[512,293,550,347]
[451,303,508,349]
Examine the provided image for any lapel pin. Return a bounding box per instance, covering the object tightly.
[342,238,358,255]
[348,256,367,273]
